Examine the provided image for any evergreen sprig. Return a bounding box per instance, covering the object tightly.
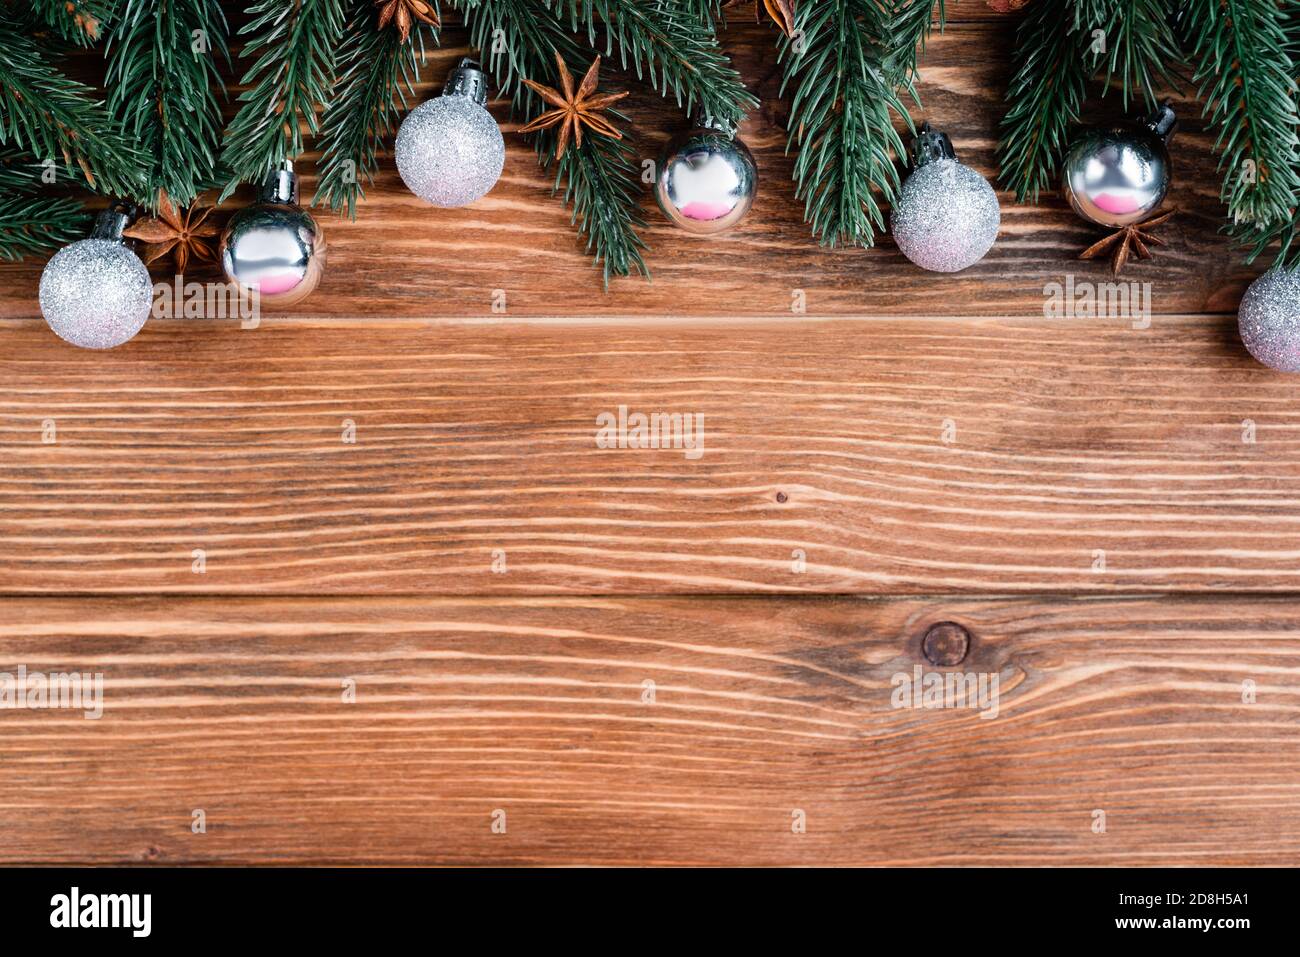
[1182,0,1299,229]
[997,1,1093,203]
[550,0,757,127]
[26,0,115,46]
[780,0,907,247]
[462,0,646,282]
[885,0,945,94]
[313,2,438,218]
[0,14,144,196]
[105,0,229,210]
[1093,0,1180,111]
[0,150,89,260]
[218,0,345,199]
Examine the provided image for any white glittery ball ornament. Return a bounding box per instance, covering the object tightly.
[38,203,153,349]
[395,58,504,208]
[1238,267,1300,372]
[890,123,1000,272]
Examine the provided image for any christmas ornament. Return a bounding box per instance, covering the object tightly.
[1238,268,1300,372]
[219,159,327,306]
[520,53,629,158]
[890,122,1000,272]
[395,58,505,208]
[1062,103,1176,228]
[654,118,757,234]
[123,191,220,273]
[375,0,438,44]
[38,202,153,349]
[1079,209,1174,275]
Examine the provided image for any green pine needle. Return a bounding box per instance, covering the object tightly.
[461,0,647,284]
[218,0,344,200]
[26,0,116,47]
[997,1,1093,203]
[1183,0,1300,230]
[313,2,438,219]
[781,0,907,247]
[105,0,229,210]
[550,0,757,127]
[0,14,145,197]
[0,151,89,260]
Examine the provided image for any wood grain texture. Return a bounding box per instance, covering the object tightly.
[0,21,1265,319]
[0,595,1295,865]
[2,316,1297,595]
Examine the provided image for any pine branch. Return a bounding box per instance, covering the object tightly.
[218,0,345,199]
[1183,0,1300,229]
[780,0,906,247]
[997,0,1093,203]
[1093,0,1179,110]
[105,0,229,210]
[27,0,116,46]
[885,0,946,95]
[0,150,88,260]
[461,0,647,283]
[549,0,757,127]
[0,15,144,196]
[313,2,438,218]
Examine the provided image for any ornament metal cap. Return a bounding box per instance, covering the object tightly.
[89,199,136,241]
[1143,101,1177,143]
[911,122,957,169]
[693,111,738,138]
[260,159,299,205]
[443,57,490,106]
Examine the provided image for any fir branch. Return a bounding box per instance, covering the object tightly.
[1183,0,1300,229]
[105,0,229,210]
[0,15,144,196]
[1093,0,1180,110]
[997,0,1093,203]
[780,0,906,247]
[0,150,88,260]
[461,0,647,282]
[218,0,345,199]
[885,0,945,94]
[549,0,757,127]
[26,0,115,46]
[313,1,438,218]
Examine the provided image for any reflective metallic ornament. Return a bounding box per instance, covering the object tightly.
[890,123,1000,272]
[395,58,504,208]
[1238,267,1300,372]
[220,160,326,306]
[654,122,757,234]
[38,203,153,349]
[1062,103,1176,228]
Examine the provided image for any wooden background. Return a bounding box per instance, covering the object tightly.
[0,9,1298,865]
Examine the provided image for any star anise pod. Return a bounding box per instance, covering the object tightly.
[122,191,220,274]
[723,0,795,36]
[519,54,629,158]
[375,0,439,44]
[1079,209,1175,276]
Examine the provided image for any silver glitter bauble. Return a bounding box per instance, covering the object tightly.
[890,124,1000,272]
[220,159,326,306]
[395,58,504,208]
[654,122,757,234]
[1063,103,1176,228]
[1238,268,1300,372]
[38,205,153,349]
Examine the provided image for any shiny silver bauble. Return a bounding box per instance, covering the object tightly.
[654,125,757,234]
[38,205,153,349]
[220,161,326,306]
[395,58,504,208]
[1062,104,1176,228]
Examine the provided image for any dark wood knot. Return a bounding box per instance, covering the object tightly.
[921,621,971,666]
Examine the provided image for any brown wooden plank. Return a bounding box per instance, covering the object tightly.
[0,22,1264,320]
[1,316,1298,595]
[0,594,1295,865]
